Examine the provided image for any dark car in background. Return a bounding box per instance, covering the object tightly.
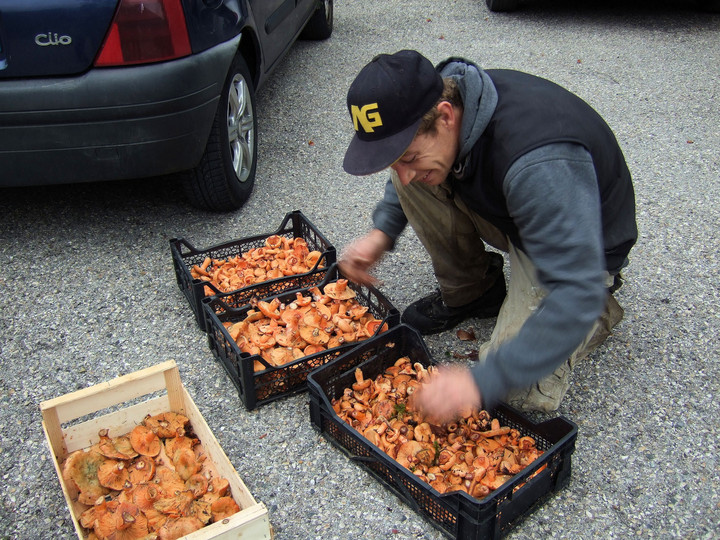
[485,0,719,12]
[0,0,333,211]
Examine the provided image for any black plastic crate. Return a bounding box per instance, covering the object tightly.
[202,265,401,410]
[307,324,578,540]
[170,210,336,332]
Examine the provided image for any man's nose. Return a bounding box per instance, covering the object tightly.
[392,163,414,186]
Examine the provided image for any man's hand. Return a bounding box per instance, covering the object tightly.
[411,365,482,424]
[338,229,393,286]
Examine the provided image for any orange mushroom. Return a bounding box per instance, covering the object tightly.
[305,250,322,268]
[153,490,194,518]
[395,440,435,470]
[153,466,186,497]
[97,429,138,461]
[157,516,205,539]
[257,298,281,319]
[189,499,213,524]
[172,448,201,481]
[129,425,161,457]
[268,347,295,367]
[79,497,116,530]
[298,323,330,346]
[210,496,240,522]
[131,483,163,512]
[364,319,388,337]
[265,235,283,249]
[323,279,356,300]
[143,412,189,439]
[97,459,130,491]
[62,449,110,505]
[164,435,196,461]
[201,477,230,504]
[143,508,168,532]
[127,455,156,485]
[185,473,209,498]
[93,501,149,540]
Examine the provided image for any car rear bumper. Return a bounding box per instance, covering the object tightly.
[0,36,240,187]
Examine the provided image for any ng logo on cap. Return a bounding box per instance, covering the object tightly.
[351,103,383,133]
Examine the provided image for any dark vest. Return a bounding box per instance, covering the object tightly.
[453,69,637,272]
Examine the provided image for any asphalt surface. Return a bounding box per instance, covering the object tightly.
[1,0,719,539]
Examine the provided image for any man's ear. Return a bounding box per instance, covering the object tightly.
[437,101,457,128]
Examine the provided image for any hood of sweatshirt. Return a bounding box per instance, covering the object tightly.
[436,57,498,179]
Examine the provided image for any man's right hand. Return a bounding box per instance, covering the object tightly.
[338,229,393,287]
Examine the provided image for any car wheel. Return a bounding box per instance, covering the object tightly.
[183,54,257,212]
[300,0,333,40]
[486,0,520,12]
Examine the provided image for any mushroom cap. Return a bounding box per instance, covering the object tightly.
[210,496,240,522]
[153,466,186,496]
[97,430,138,461]
[80,498,116,529]
[129,425,161,457]
[264,235,283,249]
[364,319,388,337]
[395,440,435,469]
[298,323,330,346]
[97,459,130,491]
[257,299,281,319]
[153,490,194,518]
[143,412,189,439]
[62,449,110,505]
[268,347,295,367]
[172,448,201,481]
[128,455,156,485]
[275,328,305,348]
[131,483,163,512]
[189,499,213,525]
[413,422,433,443]
[185,473,209,498]
[163,435,196,461]
[323,279,356,300]
[157,516,204,539]
[301,344,324,357]
[200,477,230,504]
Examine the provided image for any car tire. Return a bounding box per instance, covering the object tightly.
[183,54,257,212]
[300,0,333,40]
[485,0,520,12]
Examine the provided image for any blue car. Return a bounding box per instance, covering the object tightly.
[0,0,333,211]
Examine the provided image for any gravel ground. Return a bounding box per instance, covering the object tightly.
[1,0,719,539]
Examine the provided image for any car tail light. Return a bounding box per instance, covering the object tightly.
[95,0,191,66]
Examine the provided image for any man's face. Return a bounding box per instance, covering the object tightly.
[390,104,460,187]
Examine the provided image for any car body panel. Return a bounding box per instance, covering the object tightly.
[0,36,239,186]
[248,0,317,69]
[0,0,118,78]
[0,0,326,188]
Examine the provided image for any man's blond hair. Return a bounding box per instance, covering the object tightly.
[418,78,462,134]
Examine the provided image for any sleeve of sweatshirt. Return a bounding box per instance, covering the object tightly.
[471,142,608,408]
[371,175,408,247]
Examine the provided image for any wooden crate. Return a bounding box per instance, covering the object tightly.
[39,360,272,540]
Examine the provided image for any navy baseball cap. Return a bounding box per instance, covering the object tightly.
[343,50,444,176]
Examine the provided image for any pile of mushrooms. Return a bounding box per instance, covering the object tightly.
[62,412,240,540]
[191,235,324,294]
[332,358,545,499]
[224,279,388,372]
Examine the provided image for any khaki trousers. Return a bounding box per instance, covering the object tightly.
[392,173,624,411]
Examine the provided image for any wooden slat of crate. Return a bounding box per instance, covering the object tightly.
[39,360,272,540]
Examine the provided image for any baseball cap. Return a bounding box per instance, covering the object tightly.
[343,50,444,176]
